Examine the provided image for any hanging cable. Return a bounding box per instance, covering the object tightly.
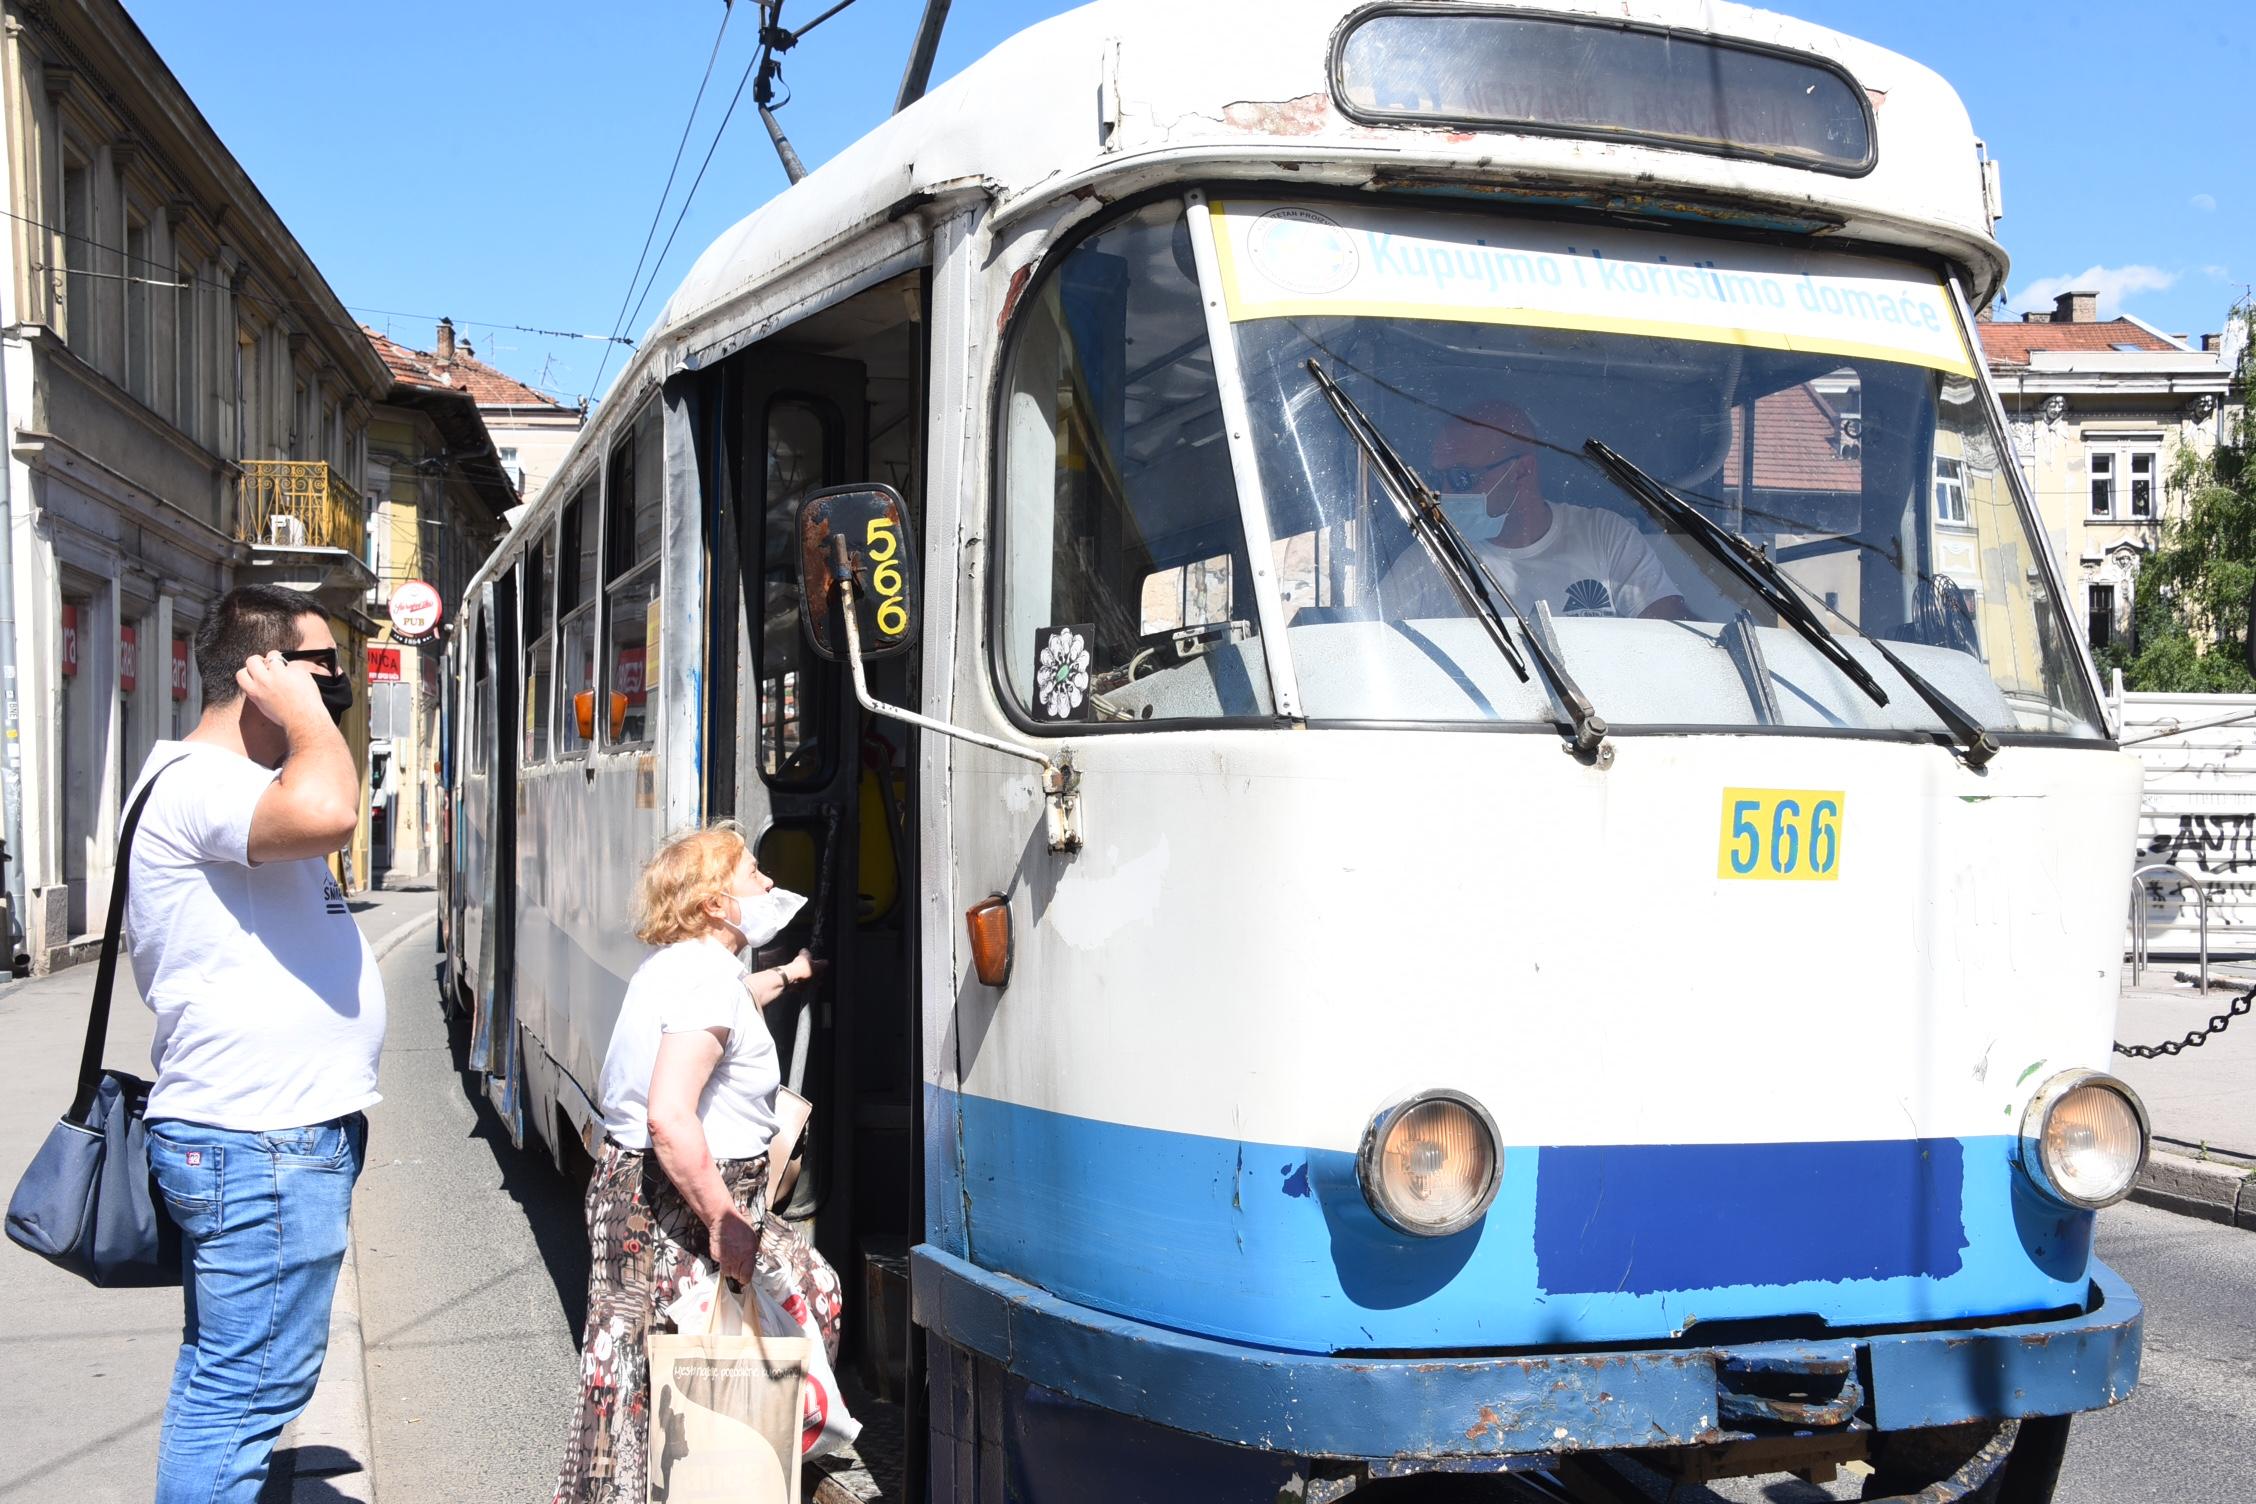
[587,0,741,403]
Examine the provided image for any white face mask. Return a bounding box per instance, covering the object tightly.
[722,886,806,951]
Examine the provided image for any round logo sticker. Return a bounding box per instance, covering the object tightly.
[388,579,443,642]
[1246,207,1360,297]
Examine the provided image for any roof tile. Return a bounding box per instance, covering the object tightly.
[361,325,573,410]
[1976,318,2177,365]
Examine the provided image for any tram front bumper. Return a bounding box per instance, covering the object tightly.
[912,1246,2140,1461]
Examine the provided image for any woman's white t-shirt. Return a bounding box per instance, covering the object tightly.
[598,936,782,1160]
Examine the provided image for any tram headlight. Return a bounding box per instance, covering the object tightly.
[2019,1070,2150,1210]
[1357,1090,1502,1237]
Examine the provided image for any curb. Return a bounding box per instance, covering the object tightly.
[2128,1147,2256,1231]
[366,907,437,963]
[277,1235,378,1502]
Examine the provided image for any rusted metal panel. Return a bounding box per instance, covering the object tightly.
[915,1246,2141,1464]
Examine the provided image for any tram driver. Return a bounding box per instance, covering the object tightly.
[1388,398,1692,622]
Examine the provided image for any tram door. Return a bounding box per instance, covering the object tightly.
[719,355,873,1277]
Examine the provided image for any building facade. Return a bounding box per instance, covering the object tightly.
[424,316,581,506]
[1,0,391,972]
[362,324,515,884]
[1978,291,2239,658]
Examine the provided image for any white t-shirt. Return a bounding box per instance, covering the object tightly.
[1391,501,1680,620]
[127,741,386,1131]
[598,937,782,1161]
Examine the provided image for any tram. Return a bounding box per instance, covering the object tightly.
[440,2,2150,1497]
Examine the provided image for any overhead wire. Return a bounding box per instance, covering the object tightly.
[586,0,741,403]
[0,203,617,374]
[592,0,867,402]
[589,4,779,403]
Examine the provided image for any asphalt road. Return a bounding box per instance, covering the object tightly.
[360,939,2256,1502]
[353,936,586,1504]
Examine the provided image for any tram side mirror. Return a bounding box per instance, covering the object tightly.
[796,483,920,664]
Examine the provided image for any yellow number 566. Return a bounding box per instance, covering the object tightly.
[1718,788,1844,881]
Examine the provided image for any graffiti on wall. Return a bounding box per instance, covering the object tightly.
[2143,814,2256,876]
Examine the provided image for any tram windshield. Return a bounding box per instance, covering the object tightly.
[1213,199,2103,739]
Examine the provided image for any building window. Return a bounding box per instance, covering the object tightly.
[1932,455,1968,525]
[2129,451,2155,518]
[497,446,524,494]
[2087,583,2115,652]
[2087,440,2161,522]
[175,259,198,436]
[124,210,152,402]
[60,154,92,352]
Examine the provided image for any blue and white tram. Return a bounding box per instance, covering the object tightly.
[442,2,2150,1497]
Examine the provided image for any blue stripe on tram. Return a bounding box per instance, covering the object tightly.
[1532,1138,1969,1294]
[937,1087,2093,1354]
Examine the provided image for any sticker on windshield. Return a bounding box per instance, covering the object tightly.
[1719,788,1844,881]
[1207,200,1976,378]
[1031,624,1095,723]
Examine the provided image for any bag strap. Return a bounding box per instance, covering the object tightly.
[69,757,184,1121]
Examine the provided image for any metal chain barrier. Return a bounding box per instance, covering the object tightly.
[2115,982,2256,1058]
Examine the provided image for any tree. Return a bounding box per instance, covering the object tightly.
[2102,308,2256,694]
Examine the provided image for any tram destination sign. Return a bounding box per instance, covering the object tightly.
[1207,199,1977,379]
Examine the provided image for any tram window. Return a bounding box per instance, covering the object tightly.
[602,400,664,748]
[469,613,488,775]
[524,533,553,763]
[760,399,838,783]
[555,481,599,756]
[997,201,1275,725]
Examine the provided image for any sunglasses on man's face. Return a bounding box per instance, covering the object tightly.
[280,647,342,677]
[1433,451,1534,493]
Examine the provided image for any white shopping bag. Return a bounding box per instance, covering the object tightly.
[646,1279,803,1504]
[668,1268,860,1461]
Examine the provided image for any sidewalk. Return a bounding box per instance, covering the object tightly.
[0,892,436,1504]
[2115,962,2256,1226]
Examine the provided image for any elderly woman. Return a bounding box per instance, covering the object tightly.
[552,823,839,1503]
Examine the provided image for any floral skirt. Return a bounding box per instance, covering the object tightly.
[551,1143,843,1504]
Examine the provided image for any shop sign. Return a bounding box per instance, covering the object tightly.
[119,624,137,694]
[368,646,404,683]
[388,580,443,644]
[60,604,78,677]
[172,638,191,701]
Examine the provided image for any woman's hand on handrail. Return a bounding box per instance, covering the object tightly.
[742,948,817,1009]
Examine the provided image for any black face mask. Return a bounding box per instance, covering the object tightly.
[316,671,354,724]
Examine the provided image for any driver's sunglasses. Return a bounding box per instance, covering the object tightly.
[1433,451,1533,493]
[280,647,343,677]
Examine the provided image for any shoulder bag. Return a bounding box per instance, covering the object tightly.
[5,759,184,1286]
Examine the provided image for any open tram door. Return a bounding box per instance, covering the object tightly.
[702,272,929,1489]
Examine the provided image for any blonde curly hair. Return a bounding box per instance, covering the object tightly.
[634,822,752,946]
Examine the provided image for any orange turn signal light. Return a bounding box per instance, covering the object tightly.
[966,895,1012,988]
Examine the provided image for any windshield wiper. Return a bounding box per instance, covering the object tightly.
[1581,438,2000,767]
[1306,360,1609,763]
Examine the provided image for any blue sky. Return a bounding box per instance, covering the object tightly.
[126,1,2251,408]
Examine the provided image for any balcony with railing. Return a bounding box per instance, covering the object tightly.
[239,459,367,559]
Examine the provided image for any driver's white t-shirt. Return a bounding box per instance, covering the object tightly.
[1388,502,1680,620]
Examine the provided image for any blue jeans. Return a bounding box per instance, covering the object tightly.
[146,1114,367,1504]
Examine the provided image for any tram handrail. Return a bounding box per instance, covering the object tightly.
[2128,862,2209,992]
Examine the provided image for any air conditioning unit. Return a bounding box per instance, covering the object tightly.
[266,513,308,546]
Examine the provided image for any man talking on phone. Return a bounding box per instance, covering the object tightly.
[125,584,384,1504]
